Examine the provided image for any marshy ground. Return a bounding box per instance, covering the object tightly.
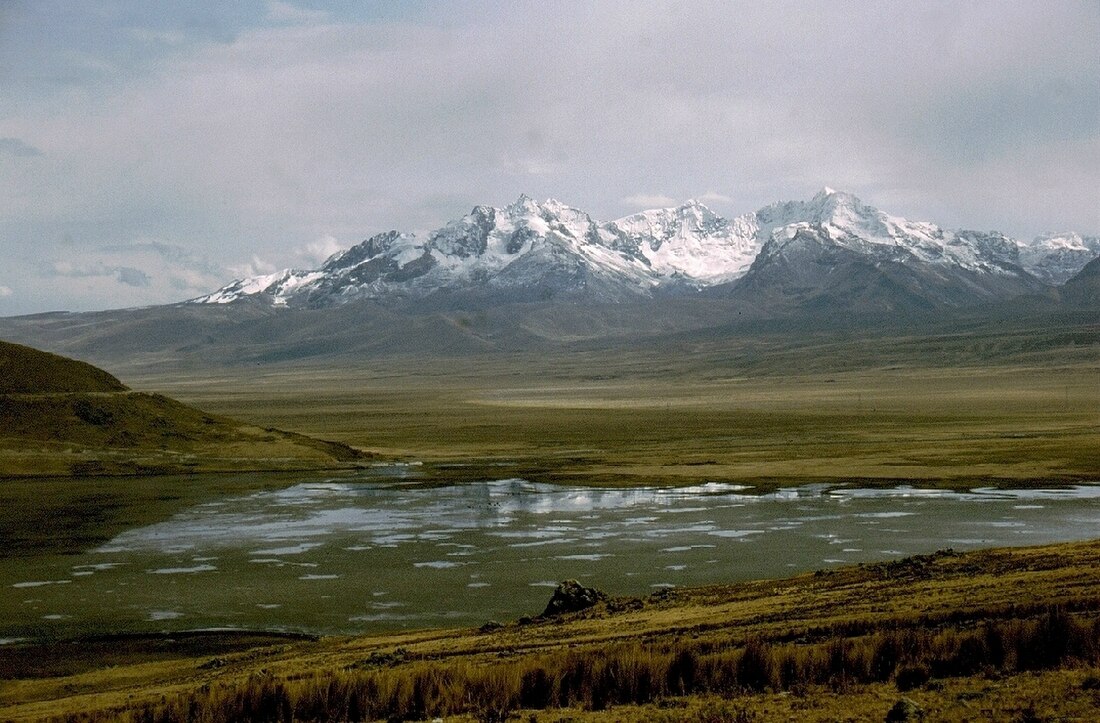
[1,323,1097,720]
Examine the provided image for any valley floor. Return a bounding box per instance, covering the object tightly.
[128,351,1100,491]
[2,323,1097,720]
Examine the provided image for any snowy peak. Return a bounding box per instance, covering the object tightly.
[192,190,1100,309]
[603,201,761,284]
[753,190,1032,278]
[1018,232,1100,285]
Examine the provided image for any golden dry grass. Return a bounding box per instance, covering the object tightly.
[4,539,1100,721]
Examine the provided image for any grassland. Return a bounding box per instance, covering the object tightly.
[3,539,1100,721]
[0,340,373,482]
[128,346,1100,491]
[1,321,1097,720]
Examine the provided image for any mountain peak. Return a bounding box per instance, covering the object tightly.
[541,197,574,213]
[811,186,861,205]
[507,194,539,213]
[679,198,712,212]
[190,189,1100,309]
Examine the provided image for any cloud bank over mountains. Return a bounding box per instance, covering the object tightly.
[0,1,1096,314]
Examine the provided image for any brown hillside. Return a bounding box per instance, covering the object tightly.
[0,339,127,394]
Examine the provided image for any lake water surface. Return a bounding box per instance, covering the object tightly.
[4,470,1100,642]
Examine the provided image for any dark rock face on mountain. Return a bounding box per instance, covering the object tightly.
[1058,256,1100,307]
[1,190,1095,371]
[193,189,1097,312]
[728,223,1046,313]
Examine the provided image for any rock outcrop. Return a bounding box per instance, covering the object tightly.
[541,579,607,617]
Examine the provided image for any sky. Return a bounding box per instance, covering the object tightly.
[0,0,1097,315]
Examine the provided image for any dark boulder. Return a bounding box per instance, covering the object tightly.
[541,579,607,617]
[885,697,924,722]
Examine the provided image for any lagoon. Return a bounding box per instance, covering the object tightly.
[4,469,1100,642]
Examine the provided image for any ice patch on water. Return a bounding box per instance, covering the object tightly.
[299,574,340,580]
[349,612,418,622]
[73,562,124,571]
[249,559,317,568]
[148,611,183,621]
[147,565,216,575]
[414,561,467,569]
[673,482,750,496]
[708,530,763,539]
[467,582,490,588]
[555,554,608,561]
[12,580,71,588]
[490,529,566,539]
[660,544,717,553]
[251,542,323,556]
[509,538,577,548]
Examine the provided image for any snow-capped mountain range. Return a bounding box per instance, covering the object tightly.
[195,189,1098,309]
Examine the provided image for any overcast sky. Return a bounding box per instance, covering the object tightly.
[1,0,1097,314]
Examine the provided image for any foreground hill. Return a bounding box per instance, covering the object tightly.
[0,341,127,394]
[3,539,1099,721]
[0,340,370,478]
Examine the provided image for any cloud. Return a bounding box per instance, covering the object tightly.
[116,267,151,287]
[50,261,151,288]
[228,255,277,279]
[623,194,678,208]
[295,235,346,267]
[0,1,1097,314]
[41,241,236,309]
[266,1,330,25]
[698,191,732,205]
[0,137,43,157]
[0,285,12,298]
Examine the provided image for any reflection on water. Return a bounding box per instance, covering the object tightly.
[4,473,1100,641]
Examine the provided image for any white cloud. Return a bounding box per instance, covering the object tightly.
[0,137,43,157]
[295,235,345,267]
[623,194,678,209]
[266,1,329,25]
[228,255,277,279]
[0,1,1097,313]
[43,241,234,308]
[0,285,12,298]
[698,191,732,205]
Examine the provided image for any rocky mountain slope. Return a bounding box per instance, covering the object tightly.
[194,189,1096,310]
